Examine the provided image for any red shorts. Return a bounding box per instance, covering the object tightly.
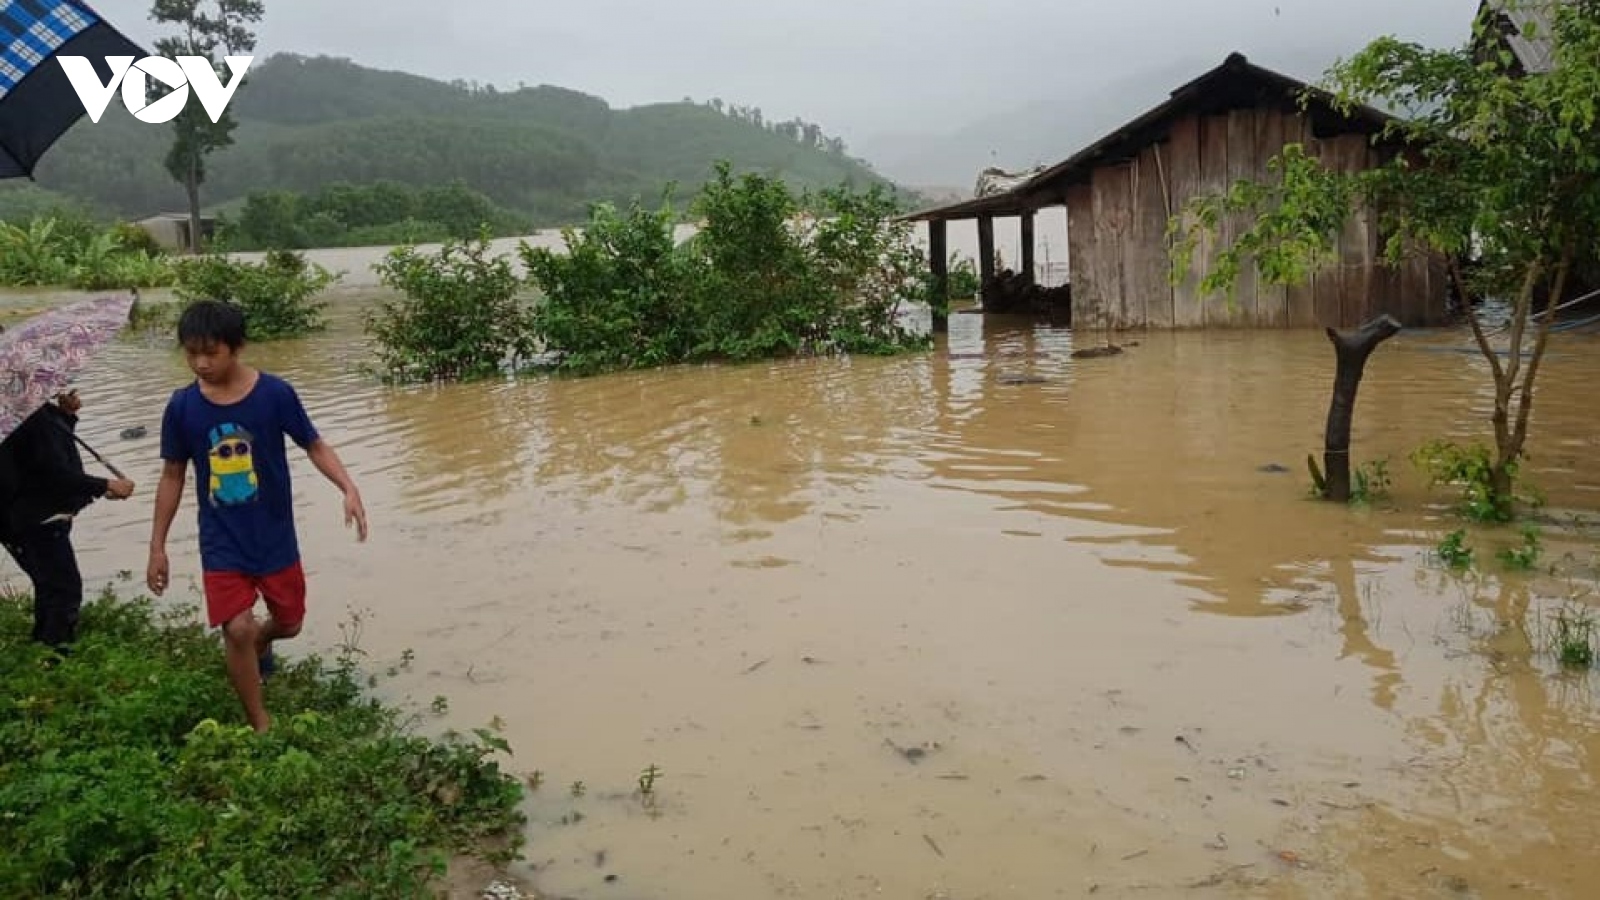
[203,561,307,629]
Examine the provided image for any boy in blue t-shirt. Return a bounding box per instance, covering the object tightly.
[147,300,368,733]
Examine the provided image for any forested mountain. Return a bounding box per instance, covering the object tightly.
[9,53,899,226]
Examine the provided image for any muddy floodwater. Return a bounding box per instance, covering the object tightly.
[5,285,1600,899]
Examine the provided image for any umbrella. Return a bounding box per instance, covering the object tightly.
[0,1,149,179]
[0,293,134,476]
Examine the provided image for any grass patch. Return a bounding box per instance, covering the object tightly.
[1542,603,1599,670]
[1348,457,1393,508]
[0,588,525,898]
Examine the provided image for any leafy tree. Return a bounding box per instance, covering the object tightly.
[1171,0,1600,518]
[149,0,264,253]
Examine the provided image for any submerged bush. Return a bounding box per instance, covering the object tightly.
[0,589,525,898]
[172,250,338,340]
[947,253,980,300]
[364,163,929,381]
[519,162,929,375]
[1411,438,1545,524]
[518,196,699,374]
[367,230,536,383]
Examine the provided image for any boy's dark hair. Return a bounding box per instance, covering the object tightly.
[177,300,246,349]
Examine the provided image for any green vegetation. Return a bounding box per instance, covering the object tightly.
[1497,524,1544,572]
[1544,603,1598,668]
[0,216,174,290]
[1170,1,1600,520]
[365,166,929,382]
[947,253,981,300]
[218,181,529,251]
[523,164,926,374]
[1412,439,1517,523]
[1349,458,1393,507]
[11,53,898,233]
[0,588,525,898]
[531,165,926,374]
[1436,529,1474,569]
[172,250,340,340]
[368,230,534,382]
[1410,439,1545,524]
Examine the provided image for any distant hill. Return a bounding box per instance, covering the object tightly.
[11,53,905,226]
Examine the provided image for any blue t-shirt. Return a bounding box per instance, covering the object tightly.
[159,372,320,576]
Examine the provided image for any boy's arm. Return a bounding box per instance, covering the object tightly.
[306,438,367,542]
[147,459,187,595]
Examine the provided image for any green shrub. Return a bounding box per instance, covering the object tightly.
[947,253,980,299]
[110,222,167,258]
[519,162,928,375]
[367,230,536,382]
[1411,440,1506,521]
[0,218,75,286]
[0,589,525,898]
[172,250,338,340]
[0,216,173,290]
[518,196,699,374]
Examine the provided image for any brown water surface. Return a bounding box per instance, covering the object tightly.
[7,289,1600,899]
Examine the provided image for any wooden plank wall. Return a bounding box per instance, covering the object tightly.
[1132,146,1174,328]
[1092,164,1134,328]
[1334,134,1375,327]
[1063,106,1450,330]
[1066,183,1098,325]
[1167,116,1206,328]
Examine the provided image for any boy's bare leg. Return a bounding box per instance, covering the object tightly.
[221,612,270,732]
[253,614,302,663]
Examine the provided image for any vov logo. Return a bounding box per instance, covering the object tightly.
[57,55,253,124]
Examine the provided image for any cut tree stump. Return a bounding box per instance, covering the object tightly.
[1317,314,1402,503]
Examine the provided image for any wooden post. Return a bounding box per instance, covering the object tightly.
[1313,314,1402,503]
[928,219,949,333]
[977,216,996,291]
[1020,211,1036,284]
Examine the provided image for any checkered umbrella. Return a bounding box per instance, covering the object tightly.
[0,294,133,449]
[0,0,148,179]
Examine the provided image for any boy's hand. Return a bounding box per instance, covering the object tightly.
[105,478,134,500]
[147,548,169,596]
[344,489,368,542]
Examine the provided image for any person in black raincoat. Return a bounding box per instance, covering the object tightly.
[0,390,134,652]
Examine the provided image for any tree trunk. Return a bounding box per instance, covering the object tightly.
[1490,462,1515,520]
[186,152,202,255]
[1320,314,1402,502]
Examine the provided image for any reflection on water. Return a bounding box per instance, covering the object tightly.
[7,287,1600,899]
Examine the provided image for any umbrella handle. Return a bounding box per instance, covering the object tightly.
[42,413,127,480]
[71,431,126,481]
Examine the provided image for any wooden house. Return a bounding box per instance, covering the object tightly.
[903,53,1455,332]
[1475,0,1559,74]
[133,212,216,253]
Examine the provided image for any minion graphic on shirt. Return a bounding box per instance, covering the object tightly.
[207,423,258,506]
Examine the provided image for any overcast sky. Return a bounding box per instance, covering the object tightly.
[84,0,1481,145]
